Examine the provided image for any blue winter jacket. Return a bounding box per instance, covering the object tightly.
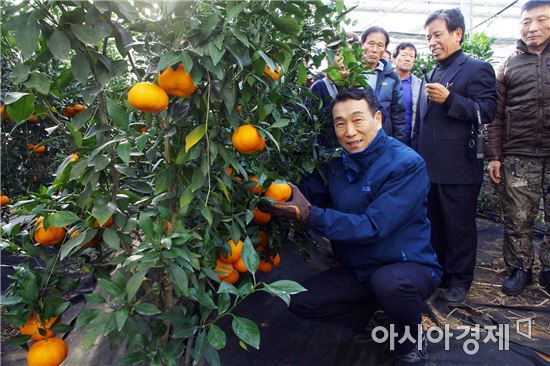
[300,130,442,282]
[373,60,408,145]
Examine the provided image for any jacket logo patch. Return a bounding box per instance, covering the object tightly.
[362,186,371,192]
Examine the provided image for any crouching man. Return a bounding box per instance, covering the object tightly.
[260,88,442,365]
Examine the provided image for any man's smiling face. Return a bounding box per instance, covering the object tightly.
[332,98,382,153]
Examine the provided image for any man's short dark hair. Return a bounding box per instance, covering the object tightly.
[393,42,417,58]
[522,0,550,13]
[361,26,390,47]
[424,8,465,44]
[330,88,379,117]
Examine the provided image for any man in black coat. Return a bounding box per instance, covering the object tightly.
[411,8,496,303]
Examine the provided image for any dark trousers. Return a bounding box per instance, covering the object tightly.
[289,263,437,354]
[427,183,481,290]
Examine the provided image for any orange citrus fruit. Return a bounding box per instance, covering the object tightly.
[0,194,10,207]
[28,114,39,123]
[19,313,58,341]
[253,207,271,225]
[220,270,240,284]
[214,259,234,279]
[34,218,66,246]
[270,254,281,266]
[263,65,282,80]
[158,64,197,97]
[258,259,273,273]
[233,257,248,273]
[264,182,292,202]
[27,337,68,366]
[231,125,265,154]
[128,82,169,113]
[221,239,243,263]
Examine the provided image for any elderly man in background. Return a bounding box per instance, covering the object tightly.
[393,42,421,141]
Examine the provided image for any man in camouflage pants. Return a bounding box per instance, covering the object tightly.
[486,0,550,296]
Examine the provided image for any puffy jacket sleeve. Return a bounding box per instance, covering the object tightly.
[445,61,496,125]
[298,165,331,208]
[306,157,428,243]
[485,59,507,160]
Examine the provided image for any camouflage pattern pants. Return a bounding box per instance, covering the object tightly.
[501,156,550,270]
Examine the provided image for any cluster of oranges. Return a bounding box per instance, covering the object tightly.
[214,231,282,284]
[62,103,87,118]
[33,215,113,248]
[20,313,68,366]
[128,63,196,113]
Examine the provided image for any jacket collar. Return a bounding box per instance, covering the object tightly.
[341,129,386,182]
[516,39,550,54]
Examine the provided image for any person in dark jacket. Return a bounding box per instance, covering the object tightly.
[411,8,497,303]
[261,88,442,366]
[361,26,408,145]
[485,0,550,295]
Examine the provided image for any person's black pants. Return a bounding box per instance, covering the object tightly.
[289,263,438,354]
[427,183,481,290]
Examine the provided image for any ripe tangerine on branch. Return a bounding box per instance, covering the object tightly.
[158,64,197,97]
[0,194,10,207]
[34,218,66,246]
[128,82,169,113]
[253,207,271,225]
[263,65,282,80]
[26,337,68,366]
[19,313,58,341]
[220,239,243,263]
[231,125,265,154]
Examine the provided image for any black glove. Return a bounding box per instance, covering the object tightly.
[258,183,311,223]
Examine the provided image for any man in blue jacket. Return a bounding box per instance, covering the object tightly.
[260,88,442,366]
[361,26,408,145]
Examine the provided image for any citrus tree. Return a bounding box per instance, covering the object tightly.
[0,1,350,365]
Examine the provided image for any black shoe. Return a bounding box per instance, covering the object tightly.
[441,287,468,303]
[539,271,550,292]
[353,310,389,343]
[395,333,428,365]
[502,269,532,296]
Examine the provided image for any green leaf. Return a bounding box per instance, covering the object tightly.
[257,50,276,72]
[157,53,181,71]
[200,206,213,226]
[83,320,105,349]
[72,107,95,129]
[266,280,307,294]
[94,155,113,172]
[11,13,40,59]
[271,16,303,36]
[126,270,146,301]
[135,302,161,316]
[115,307,129,331]
[71,53,92,83]
[0,295,22,305]
[208,42,225,66]
[102,228,121,250]
[297,62,307,86]
[75,308,100,330]
[241,238,259,273]
[227,2,247,21]
[181,52,193,73]
[106,98,128,128]
[208,324,226,350]
[71,24,101,46]
[98,278,122,297]
[185,124,207,152]
[61,229,97,259]
[189,288,217,310]
[84,293,106,304]
[139,212,154,240]
[46,211,79,227]
[92,199,116,226]
[168,264,188,295]
[116,141,131,165]
[3,92,30,105]
[231,316,260,349]
[48,29,71,61]
[270,118,291,129]
[6,94,35,122]
[217,281,238,295]
[9,63,30,84]
[24,71,50,95]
